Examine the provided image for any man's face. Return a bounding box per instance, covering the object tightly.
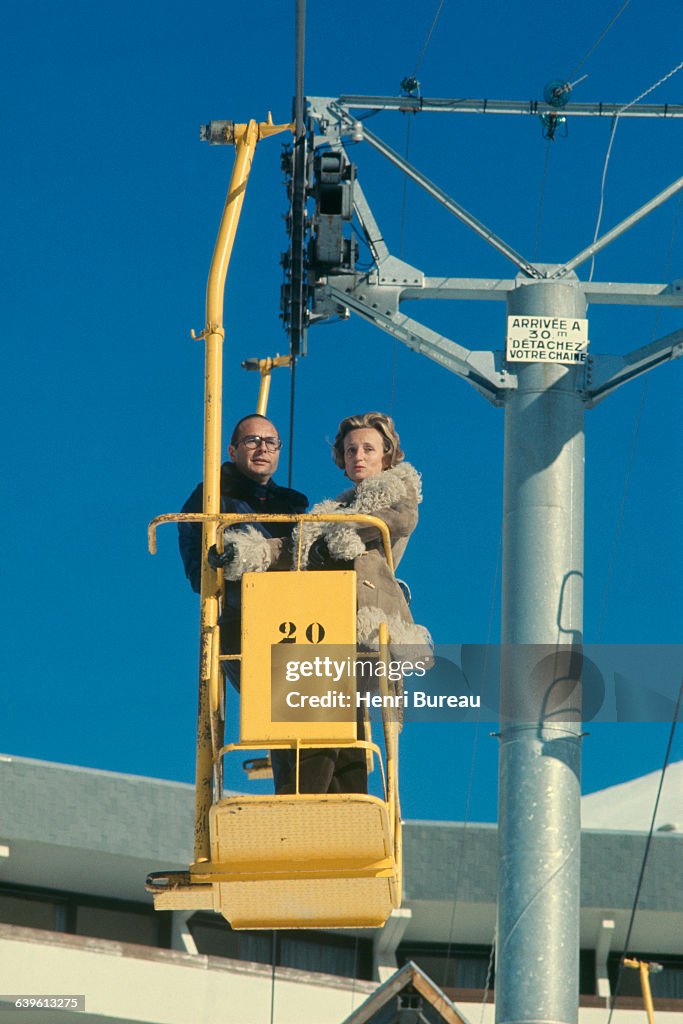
[228,416,281,483]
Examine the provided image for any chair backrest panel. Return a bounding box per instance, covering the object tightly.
[240,570,358,744]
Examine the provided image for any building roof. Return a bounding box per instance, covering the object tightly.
[0,753,194,903]
[581,761,683,833]
[1,753,681,953]
[341,961,472,1024]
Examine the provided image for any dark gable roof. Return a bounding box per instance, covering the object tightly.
[342,961,471,1024]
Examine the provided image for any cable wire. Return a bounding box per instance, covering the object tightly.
[442,529,502,990]
[595,377,647,641]
[589,58,683,280]
[595,193,681,639]
[413,0,447,76]
[479,922,497,1024]
[398,117,412,259]
[389,117,412,419]
[441,722,480,988]
[389,0,448,415]
[605,677,683,1024]
[349,934,359,1014]
[288,357,297,487]
[532,139,552,260]
[588,116,618,282]
[270,930,277,1024]
[569,0,632,79]
[621,57,683,111]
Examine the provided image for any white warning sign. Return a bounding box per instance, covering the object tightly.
[506,316,589,364]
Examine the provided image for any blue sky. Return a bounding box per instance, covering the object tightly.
[2,0,681,823]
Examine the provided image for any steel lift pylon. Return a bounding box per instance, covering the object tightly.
[272,91,682,1023]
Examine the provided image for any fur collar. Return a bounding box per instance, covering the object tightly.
[310,461,422,516]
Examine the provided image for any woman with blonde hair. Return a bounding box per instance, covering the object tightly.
[304,411,430,652]
[278,413,431,795]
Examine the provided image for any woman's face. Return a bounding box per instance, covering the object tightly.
[343,427,388,483]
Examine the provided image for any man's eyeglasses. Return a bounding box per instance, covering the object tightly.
[237,434,283,452]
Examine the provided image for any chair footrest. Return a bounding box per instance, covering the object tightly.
[206,794,400,928]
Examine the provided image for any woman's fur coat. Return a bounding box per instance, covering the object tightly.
[293,461,432,655]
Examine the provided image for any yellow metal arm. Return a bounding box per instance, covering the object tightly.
[624,958,661,1024]
[188,114,294,865]
[242,354,293,415]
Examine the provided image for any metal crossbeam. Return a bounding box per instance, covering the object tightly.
[585,329,683,407]
[357,121,541,279]
[323,282,508,405]
[332,94,683,119]
[583,280,683,306]
[350,176,391,266]
[553,176,683,279]
[321,273,683,307]
[309,102,683,289]
[308,103,541,278]
[400,278,683,306]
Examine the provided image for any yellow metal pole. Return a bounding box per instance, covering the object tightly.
[190,117,294,865]
[640,961,656,1024]
[624,958,658,1024]
[193,121,259,864]
[256,366,272,416]
[242,354,293,416]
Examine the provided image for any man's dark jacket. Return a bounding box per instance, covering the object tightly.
[178,462,308,651]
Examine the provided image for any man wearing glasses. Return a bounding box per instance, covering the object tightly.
[178,413,308,690]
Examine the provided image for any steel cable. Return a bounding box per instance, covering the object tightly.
[391,0,448,415]
[595,193,681,639]
[442,530,502,992]
[413,0,447,76]
[569,0,633,79]
[389,117,412,418]
[605,677,683,1024]
[589,58,683,281]
[288,357,296,487]
[532,139,552,260]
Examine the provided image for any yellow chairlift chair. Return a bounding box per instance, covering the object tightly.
[146,512,402,930]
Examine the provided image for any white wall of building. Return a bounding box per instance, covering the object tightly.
[1,926,678,1024]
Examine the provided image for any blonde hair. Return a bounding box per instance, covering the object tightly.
[332,412,405,470]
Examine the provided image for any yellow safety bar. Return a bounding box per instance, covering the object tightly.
[149,511,394,569]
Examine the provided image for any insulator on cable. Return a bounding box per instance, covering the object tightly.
[540,112,568,141]
[400,76,420,97]
[543,80,571,108]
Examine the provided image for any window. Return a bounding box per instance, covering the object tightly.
[397,943,494,990]
[398,944,599,995]
[580,949,596,995]
[0,891,59,931]
[189,914,373,979]
[75,904,158,946]
[0,884,168,949]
